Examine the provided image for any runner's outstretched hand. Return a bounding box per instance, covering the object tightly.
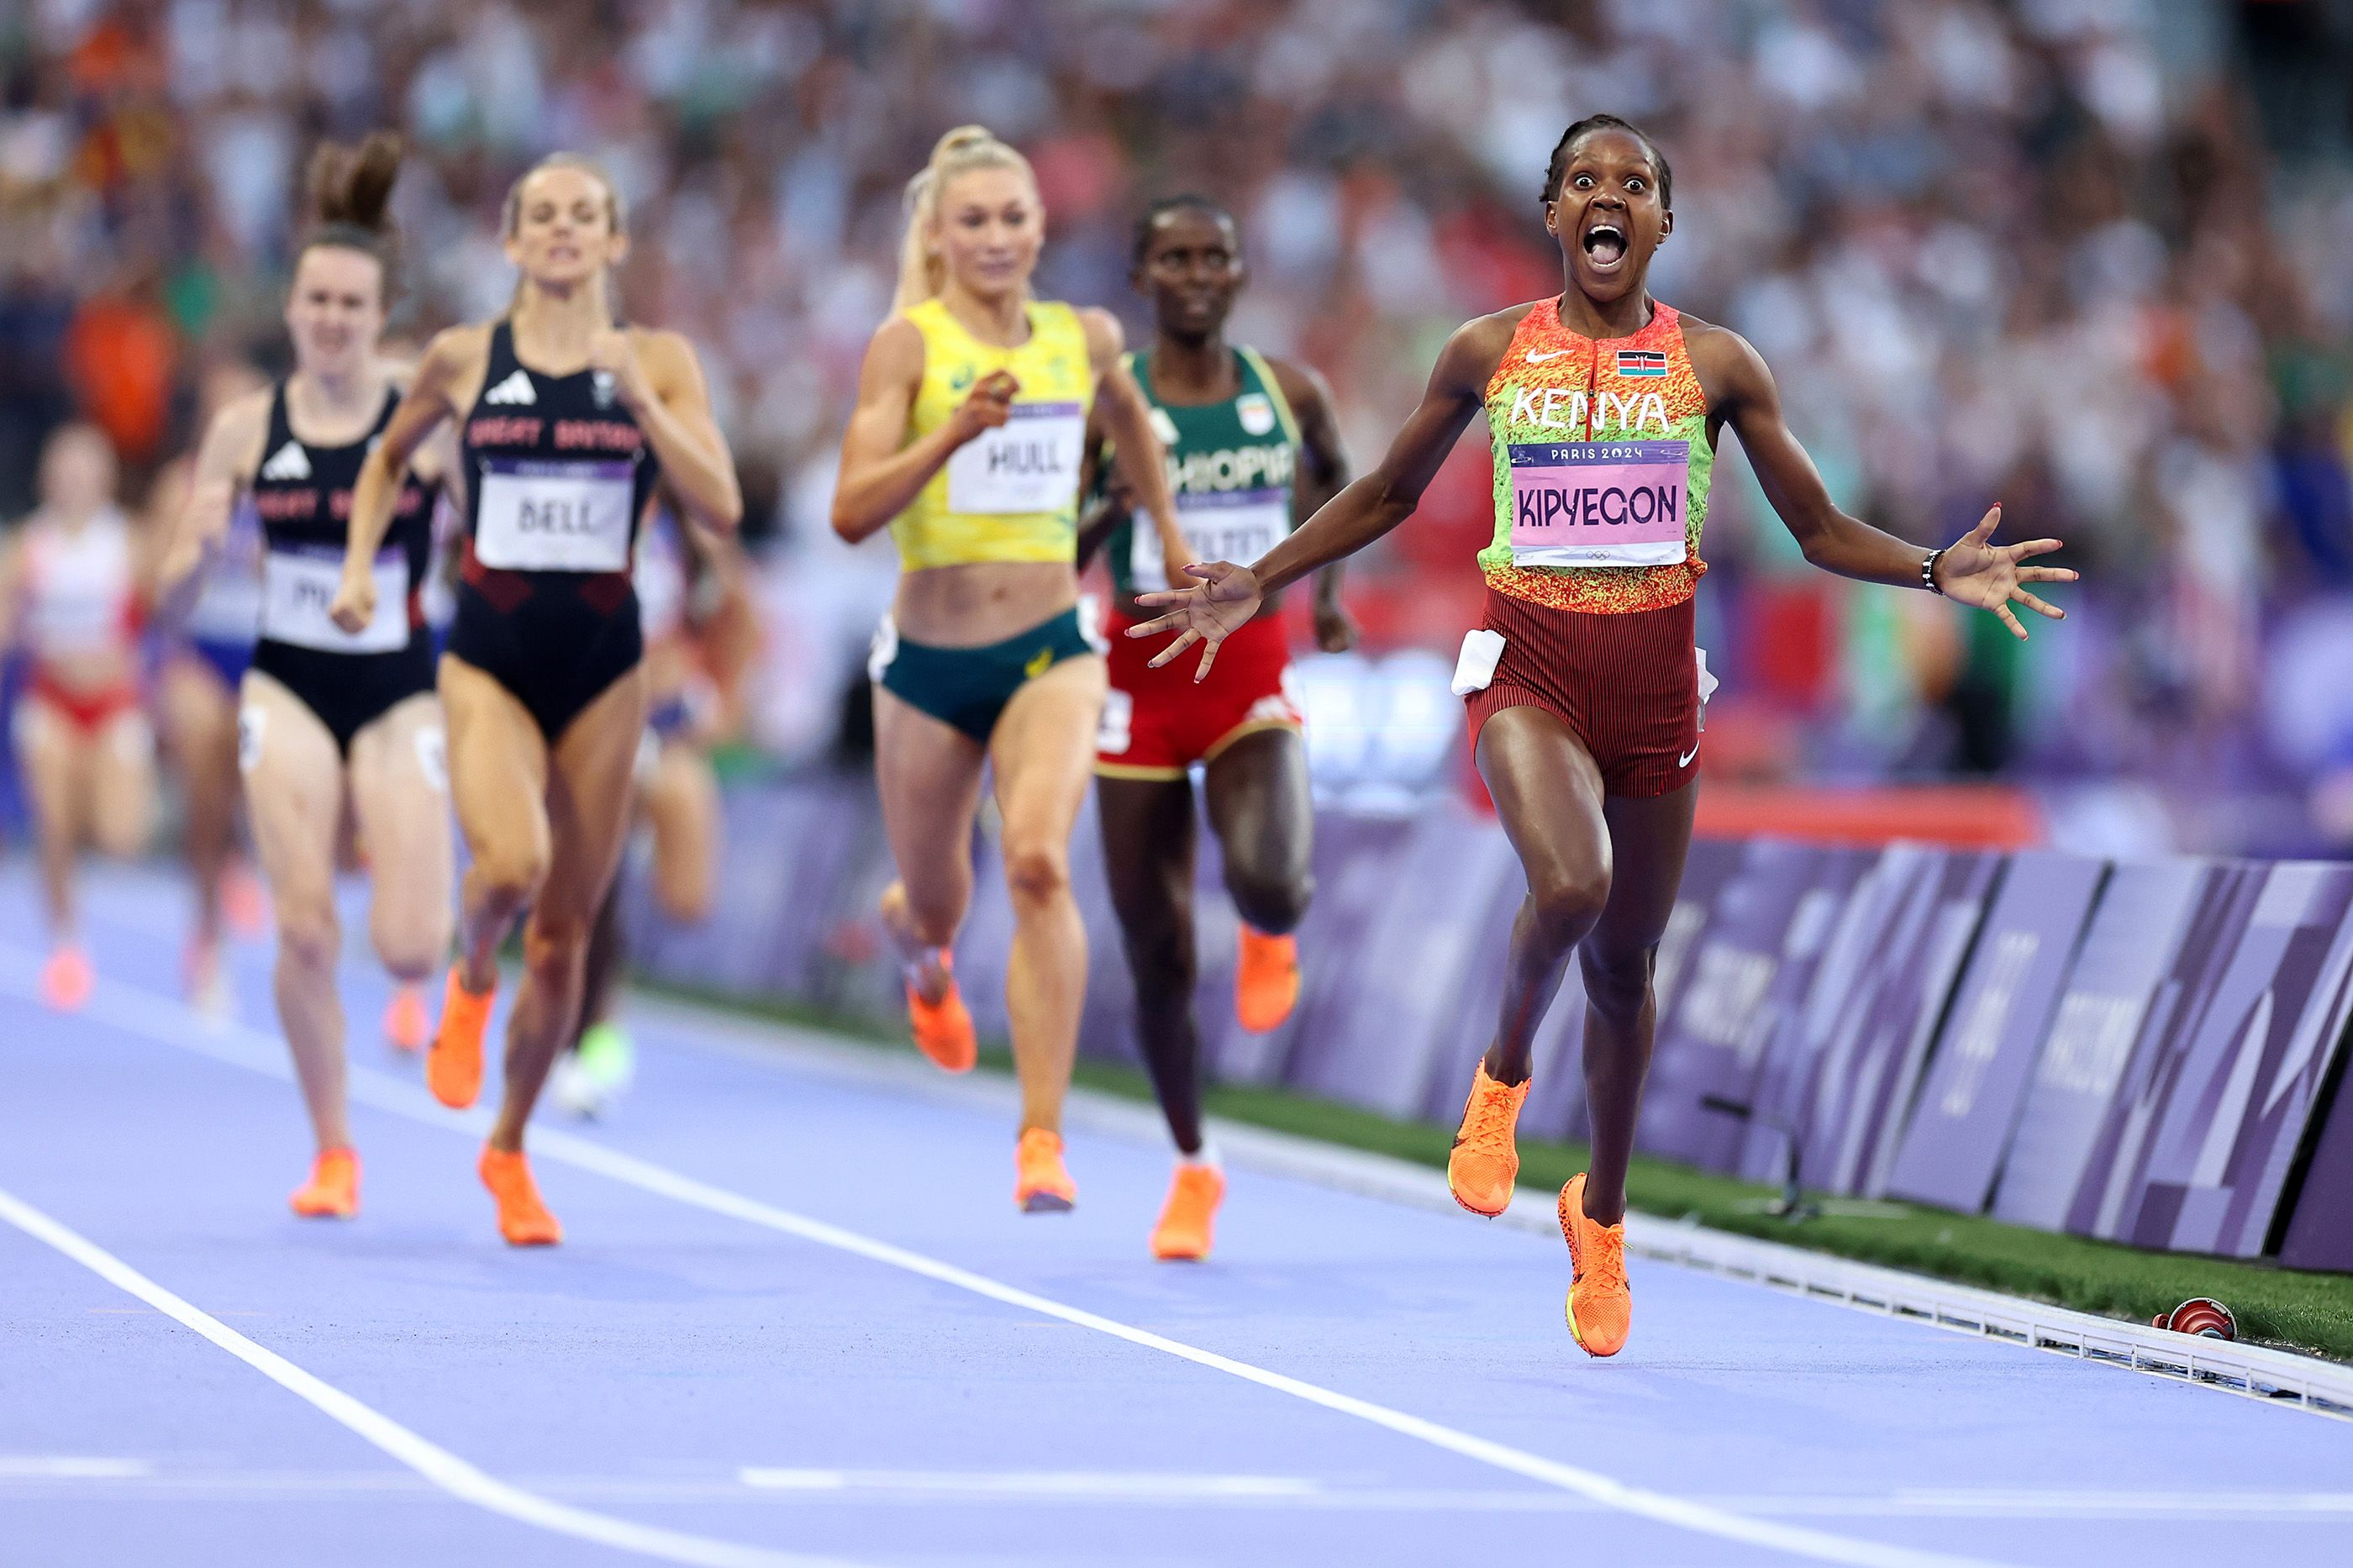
[1934,505,2078,640]
[1130,560,1263,681]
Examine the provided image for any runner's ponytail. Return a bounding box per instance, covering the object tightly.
[297,132,404,299]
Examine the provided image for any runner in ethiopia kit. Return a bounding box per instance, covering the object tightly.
[1130,114,2077,1355]
[832,125,1187,1213]
[334,153,741,1245]
[1075,195,1355,1260]
[156,134,456,1219]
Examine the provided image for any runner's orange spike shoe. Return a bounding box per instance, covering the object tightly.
[479,1146,562,1246]
[1234,926,1300,1034]
[1013,1128,1076,1213]
[1558,1173,1631,1358]
[428,967,492,1109]
[40,946,93,1012]
[289,1148,361,1219]
[906,953,976,1074]
[1150,1163,1225,1261]
[1447,1061,1529,1217]
[383,984,429,1054]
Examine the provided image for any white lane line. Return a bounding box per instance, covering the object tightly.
[0,1184,862,1568]
[739,1468,1319,1498]
[0,1455,151,1478]
[4,1461,2350,1523]
[8,961,2016,1568]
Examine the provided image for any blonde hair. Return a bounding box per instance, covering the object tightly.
[502,152,625,238]
[500,153,626,312]
[894,125,1040,310]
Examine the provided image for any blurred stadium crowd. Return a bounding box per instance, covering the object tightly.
[6,0,2353,850]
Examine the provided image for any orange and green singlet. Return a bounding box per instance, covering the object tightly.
[1479,297,1713,614]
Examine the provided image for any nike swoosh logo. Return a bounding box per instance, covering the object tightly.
[1678,744,1700,768]
[1525,350,1572,363]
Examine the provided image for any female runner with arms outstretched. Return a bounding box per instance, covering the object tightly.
[1132,115,2075,1355]
[334,154,740,1244]
[833,125,1189,1212]
[157,134,456,1218]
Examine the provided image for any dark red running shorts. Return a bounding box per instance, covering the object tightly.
[1461,587,1701,798]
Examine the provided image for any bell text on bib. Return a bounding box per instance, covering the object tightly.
[475,457,637,572]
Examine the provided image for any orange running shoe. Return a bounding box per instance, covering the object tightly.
[289,1148,361,1219]
[1234,926,1300,1034]
[1558,1173,1631,1358]
[40,946,93,1012]
[383,984,429,1054]
[428,967,492,1109]
[1013,1128,1076,1213]
[906,953,976,1074]
[1447,1061,1529,1217]
[479,1145,562,1246]
[1150,1163,1225,1260]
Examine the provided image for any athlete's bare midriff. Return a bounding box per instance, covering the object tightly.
[892,559,1079,647]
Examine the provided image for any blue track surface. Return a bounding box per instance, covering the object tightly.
[3,865,2349,1568]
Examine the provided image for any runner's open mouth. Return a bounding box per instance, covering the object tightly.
[1582,222,1627,266]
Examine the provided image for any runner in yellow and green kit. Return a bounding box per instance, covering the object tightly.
[832,126,1190,1214]
[1129,114,2077,1356]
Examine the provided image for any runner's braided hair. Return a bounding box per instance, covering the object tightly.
[298,132,403,297]
[1130,194,1235,268]
[1541,114,1671,209]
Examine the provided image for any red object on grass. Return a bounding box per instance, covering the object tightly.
[2152,1298,2236,1339]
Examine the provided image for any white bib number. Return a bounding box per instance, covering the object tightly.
[1129,489,1289,594]
[945,403,1085,515]
[262,546,409,654]
[475,457,635,571]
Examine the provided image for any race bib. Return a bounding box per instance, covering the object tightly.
[475,457,635,571]
[945,403,1085,515]
[261,545,409,654]
[1508,439,1688,568]
[1128,488,1289,593]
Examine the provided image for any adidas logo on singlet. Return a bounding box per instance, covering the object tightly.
[259,440,310,481]
[482,369,536,406]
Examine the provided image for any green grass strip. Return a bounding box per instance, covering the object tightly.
[644,979,2353,1363]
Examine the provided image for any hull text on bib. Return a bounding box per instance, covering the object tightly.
[945,403,1085,515]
